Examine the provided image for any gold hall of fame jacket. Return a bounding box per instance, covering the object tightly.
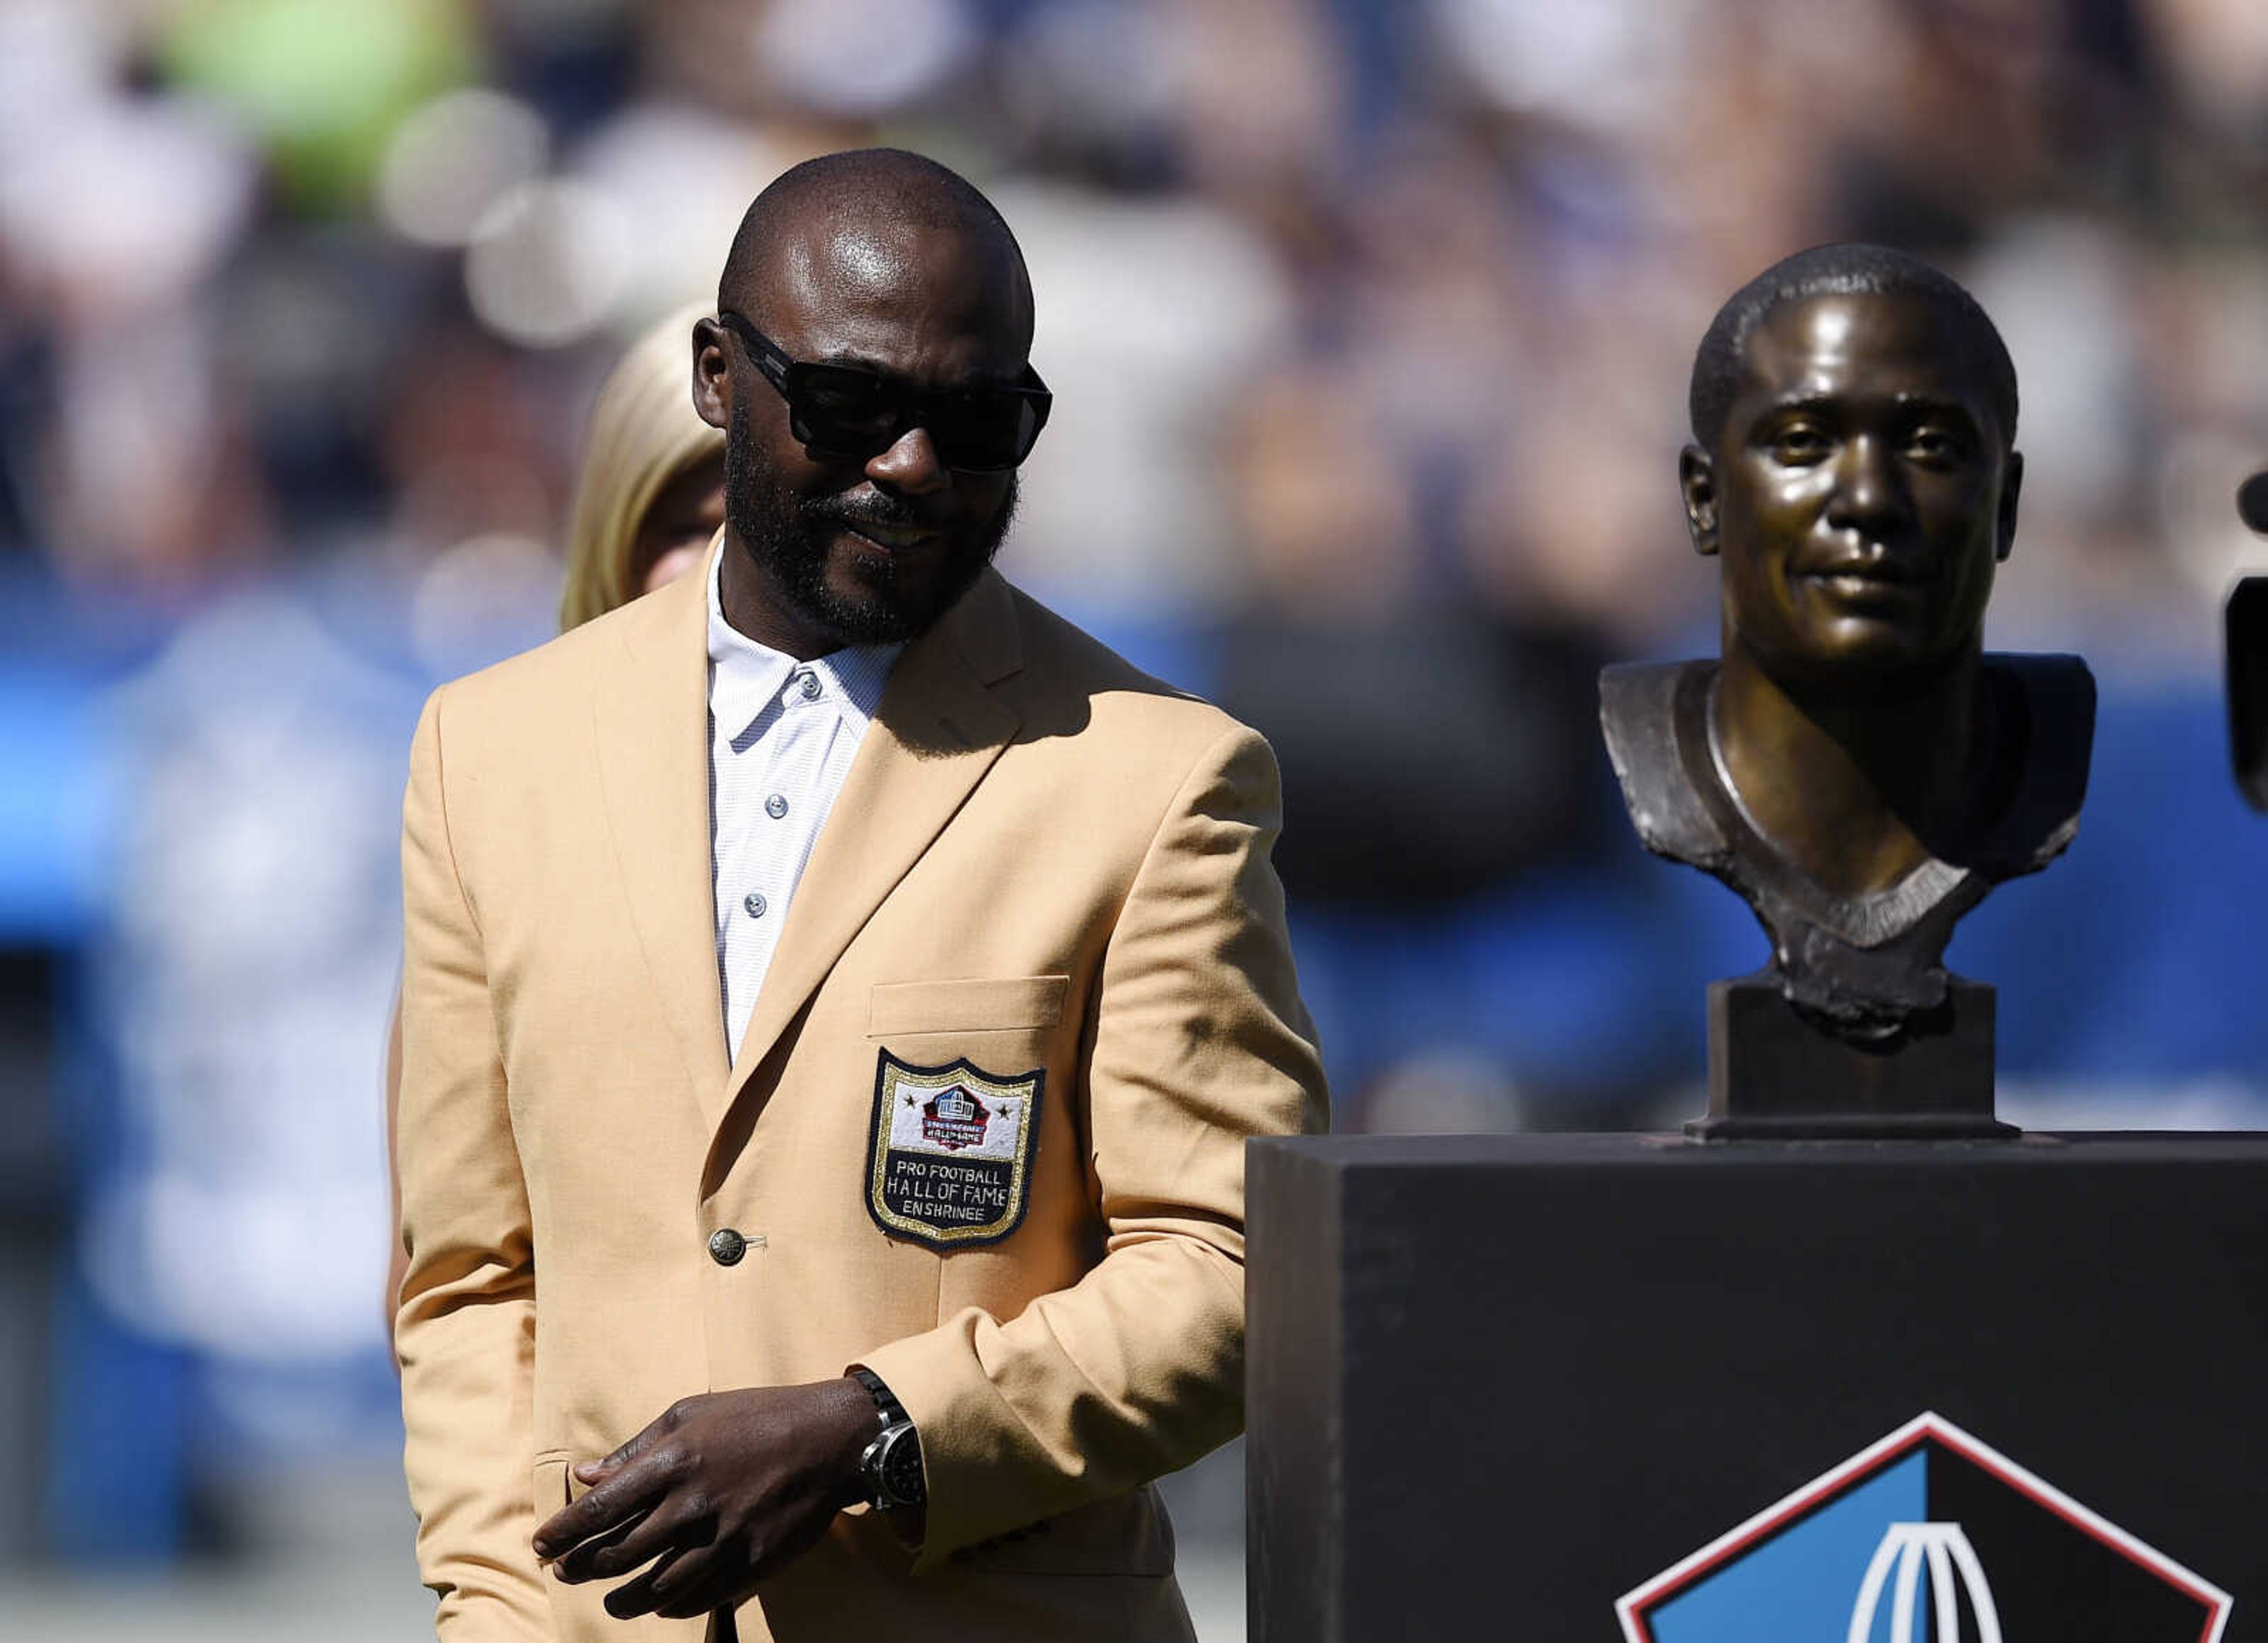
[394,549,1329,1642]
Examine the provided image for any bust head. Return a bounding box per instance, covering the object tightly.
[1679,245,2022,698]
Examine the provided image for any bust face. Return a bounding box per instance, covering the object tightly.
[1691,290,2019,689]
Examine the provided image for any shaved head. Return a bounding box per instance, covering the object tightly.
[719,148,1032,351]
[695,148,1035,658]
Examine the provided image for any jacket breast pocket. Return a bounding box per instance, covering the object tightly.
[867,975,1070,1038]
[863,977,1071,1258]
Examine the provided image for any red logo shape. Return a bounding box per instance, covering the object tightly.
[921,1085,991,1150]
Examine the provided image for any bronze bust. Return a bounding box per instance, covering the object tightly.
[1603,244,2093,1072]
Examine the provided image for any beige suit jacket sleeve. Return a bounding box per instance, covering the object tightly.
[859,723,1328,1567]
[396,689,549,1638]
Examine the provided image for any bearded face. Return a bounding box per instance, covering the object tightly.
[723,385,1015,648]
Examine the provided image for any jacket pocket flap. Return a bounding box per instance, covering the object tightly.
[869,976,1070,1037]
[532,1452,571,1516]
[531,1450,591,1520]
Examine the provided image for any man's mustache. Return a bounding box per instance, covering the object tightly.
[804,496,944,533]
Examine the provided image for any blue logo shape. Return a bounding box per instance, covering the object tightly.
[1616,1413,2231,1643]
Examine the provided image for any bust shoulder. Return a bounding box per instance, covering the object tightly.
[1598,660,1728,871]
[1967,653,2094,881]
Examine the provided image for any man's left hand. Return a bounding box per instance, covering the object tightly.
[533,1377,876,1619]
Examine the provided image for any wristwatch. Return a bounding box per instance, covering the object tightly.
[849,1365,926,1512]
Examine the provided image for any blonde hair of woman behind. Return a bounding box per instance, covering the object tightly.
[559,302,726,630]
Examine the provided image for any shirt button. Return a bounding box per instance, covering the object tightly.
[765,793,788,820]
[800,672,822,700]
[743,892,767,918]
[709,1228,747,1266]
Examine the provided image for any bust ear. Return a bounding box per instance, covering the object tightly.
[1996,450,2023,563]
[690,316,731,433]
[1679,444,1720,558]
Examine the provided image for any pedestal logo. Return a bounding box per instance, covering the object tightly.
[1615,1413,2231,1643]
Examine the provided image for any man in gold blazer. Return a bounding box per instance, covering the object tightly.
[395,149,1327,1641]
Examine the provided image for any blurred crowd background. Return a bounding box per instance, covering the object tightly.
[4,0,2268,1633]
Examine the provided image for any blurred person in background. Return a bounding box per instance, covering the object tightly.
[559,302,732,627]
[395,149,1325,1641]
[385,301,726,1323]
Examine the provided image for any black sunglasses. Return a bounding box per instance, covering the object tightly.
[718,309,1051,474]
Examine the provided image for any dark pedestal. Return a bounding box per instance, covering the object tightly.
[1697,974,2008,1139]
[1247,1133,2268,1642]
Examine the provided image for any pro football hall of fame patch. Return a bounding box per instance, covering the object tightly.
[866,1051,1044,1250]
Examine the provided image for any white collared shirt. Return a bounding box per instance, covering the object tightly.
[707,547,901,1061]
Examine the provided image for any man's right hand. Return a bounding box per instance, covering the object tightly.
[534,1378,875,1621]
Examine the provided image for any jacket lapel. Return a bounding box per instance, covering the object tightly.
[590,554,732,1126]
[719,569,1025,1117]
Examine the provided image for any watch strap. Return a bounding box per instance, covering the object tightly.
[849,1366,925,1511]
[848,1365,905,1427]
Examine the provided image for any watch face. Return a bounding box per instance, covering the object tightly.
[881,1426,926,1505]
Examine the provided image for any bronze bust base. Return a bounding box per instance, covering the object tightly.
[1687,972,2013,1140]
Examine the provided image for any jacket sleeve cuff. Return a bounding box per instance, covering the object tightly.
[852,1321,1061,1573]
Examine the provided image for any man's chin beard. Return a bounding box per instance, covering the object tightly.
[723,400,1015,647]
[734,480,1015,650]
[780,529,944,647]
